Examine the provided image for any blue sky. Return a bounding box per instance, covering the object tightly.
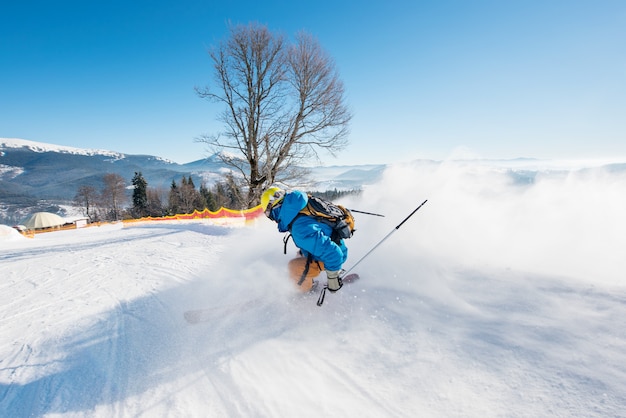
[1,0,625,165]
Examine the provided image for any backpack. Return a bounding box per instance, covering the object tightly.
[298,194,356,242]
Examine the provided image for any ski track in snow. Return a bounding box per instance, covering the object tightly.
[2,160,626,417]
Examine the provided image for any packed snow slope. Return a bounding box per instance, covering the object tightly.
[1,159,626,417]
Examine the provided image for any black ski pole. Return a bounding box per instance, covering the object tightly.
[342,199,427,277]
[348,208,385,217]
[317,199,428,306]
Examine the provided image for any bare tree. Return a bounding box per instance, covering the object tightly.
[101,173,126,221]
[168,176,204,214]
[146,187,167,217]
[197,22,352,207]
[74,185,98,222]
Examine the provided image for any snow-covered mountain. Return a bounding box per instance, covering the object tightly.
[0,138,385,222]
[4,137,623,225]
[0,138,128,160]
[0,138,198,202]
[0,139,384,196]
[0,138,241,195]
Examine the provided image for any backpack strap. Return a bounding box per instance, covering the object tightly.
[296,255,324,287]
[283,233,292,254]
[297,253,313,286]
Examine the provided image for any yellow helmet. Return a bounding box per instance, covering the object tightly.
[261,187,285,211]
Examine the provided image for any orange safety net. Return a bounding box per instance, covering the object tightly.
[122,205,265,225]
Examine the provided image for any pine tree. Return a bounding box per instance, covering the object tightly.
[168,180,180,215]
[131,172,148,218]
[167,176,204,214]
[200,183,218,211]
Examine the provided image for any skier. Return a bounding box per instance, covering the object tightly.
[261,187,348,292]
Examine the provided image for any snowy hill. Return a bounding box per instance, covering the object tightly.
[0,139,384,198]
[0,137,127,159]
[0,138,227,202]
[1,159,626,416]
[0,138,385,223]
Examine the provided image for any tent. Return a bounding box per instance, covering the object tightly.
[21,212,65,230]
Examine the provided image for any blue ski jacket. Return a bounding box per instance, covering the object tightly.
[269,190,348,272]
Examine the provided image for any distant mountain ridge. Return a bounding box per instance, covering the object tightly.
[0,138,385,222]
[0,138,221,202]
[0,138,128,159]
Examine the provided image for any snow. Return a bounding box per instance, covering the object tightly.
[0,137,125,160]
[2,160,626,417]
[0,225,26,241]
[0,163,24,179]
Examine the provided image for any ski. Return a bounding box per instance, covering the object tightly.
[341,273,360,284]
